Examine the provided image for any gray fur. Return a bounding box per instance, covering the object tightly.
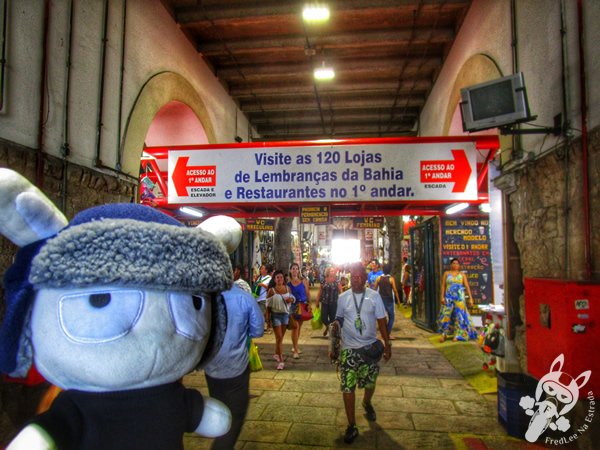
[30,219,233,292]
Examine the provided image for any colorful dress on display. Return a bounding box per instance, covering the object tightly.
[437,273,478,341]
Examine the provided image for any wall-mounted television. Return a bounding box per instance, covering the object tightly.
[460,72,532,133]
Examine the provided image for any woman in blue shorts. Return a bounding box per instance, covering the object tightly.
[266,270,294,370]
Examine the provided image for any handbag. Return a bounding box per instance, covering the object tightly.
[295,302,313,321]
[356,339,385,364]
[287,313,298,330]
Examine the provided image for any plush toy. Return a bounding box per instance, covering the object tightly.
[0,168,238,449]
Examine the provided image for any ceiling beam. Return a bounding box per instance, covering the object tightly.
[175,0,471,24]
[256,121,416,137]
[230,79,432,98]
[248,109,419,125]
[196,29,455,56]
[240,95,425,113]
[217,56,440,79]
[255,129,418,142]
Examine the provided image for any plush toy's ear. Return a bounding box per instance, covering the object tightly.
[0,169,68,246]
[197,215,242,254]
[0,169,68,376]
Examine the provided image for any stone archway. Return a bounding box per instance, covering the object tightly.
[120,72,217,176]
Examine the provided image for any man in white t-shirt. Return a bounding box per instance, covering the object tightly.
[333,262,391,444]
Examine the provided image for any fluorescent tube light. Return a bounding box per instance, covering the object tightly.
[314,66,335,80]
[303,4,330,22]
[445,203,469,215]
[179,206,204,218]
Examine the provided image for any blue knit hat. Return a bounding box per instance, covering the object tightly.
[0,203,232,375]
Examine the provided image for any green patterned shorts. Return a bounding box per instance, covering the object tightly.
[339,348,380,393]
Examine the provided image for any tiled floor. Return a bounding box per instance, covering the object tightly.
[181,303,552,449]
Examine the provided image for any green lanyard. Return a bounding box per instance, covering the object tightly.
[352,291,365,334]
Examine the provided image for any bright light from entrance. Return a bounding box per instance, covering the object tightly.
[302,4,330,22]
[332,238,360,265]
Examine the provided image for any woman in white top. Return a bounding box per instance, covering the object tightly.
[266,270,294,370]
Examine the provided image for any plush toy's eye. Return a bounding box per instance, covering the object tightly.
[59,289,144,343]
[89,293,111,308]
[168,293,210,341]
[192,295,203,311]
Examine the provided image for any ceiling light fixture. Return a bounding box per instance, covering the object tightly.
[179,206,204,218]
[445,203,470,215]
[314,61,334,80]
[302,4,330,22]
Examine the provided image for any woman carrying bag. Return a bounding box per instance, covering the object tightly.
[266,270,295,370]
[287,263,312,359]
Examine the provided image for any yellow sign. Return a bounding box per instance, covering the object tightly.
[300,206,330,224]
[246,218,276,231]
[353,217,384,229]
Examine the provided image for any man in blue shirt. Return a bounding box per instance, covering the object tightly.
[367,259,383,289]
[203,286,264,449]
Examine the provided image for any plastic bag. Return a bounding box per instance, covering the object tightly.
[248,339,263,372]
[311,306,323,330]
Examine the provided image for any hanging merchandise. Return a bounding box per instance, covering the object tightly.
[140,175,157,201]
[479,319,505,371]
[252,233,262,279]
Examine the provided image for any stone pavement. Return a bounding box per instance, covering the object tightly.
[182,301,544,450]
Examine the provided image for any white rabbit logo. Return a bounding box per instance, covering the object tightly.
[519,354,591,443]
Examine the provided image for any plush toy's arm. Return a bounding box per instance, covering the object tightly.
[7,424,56,450]
[0,168,68,246]
[194,397,232,438]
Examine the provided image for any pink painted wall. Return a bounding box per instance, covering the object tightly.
[145,101,208,147]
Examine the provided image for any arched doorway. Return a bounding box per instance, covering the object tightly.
[120,72,216,177]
